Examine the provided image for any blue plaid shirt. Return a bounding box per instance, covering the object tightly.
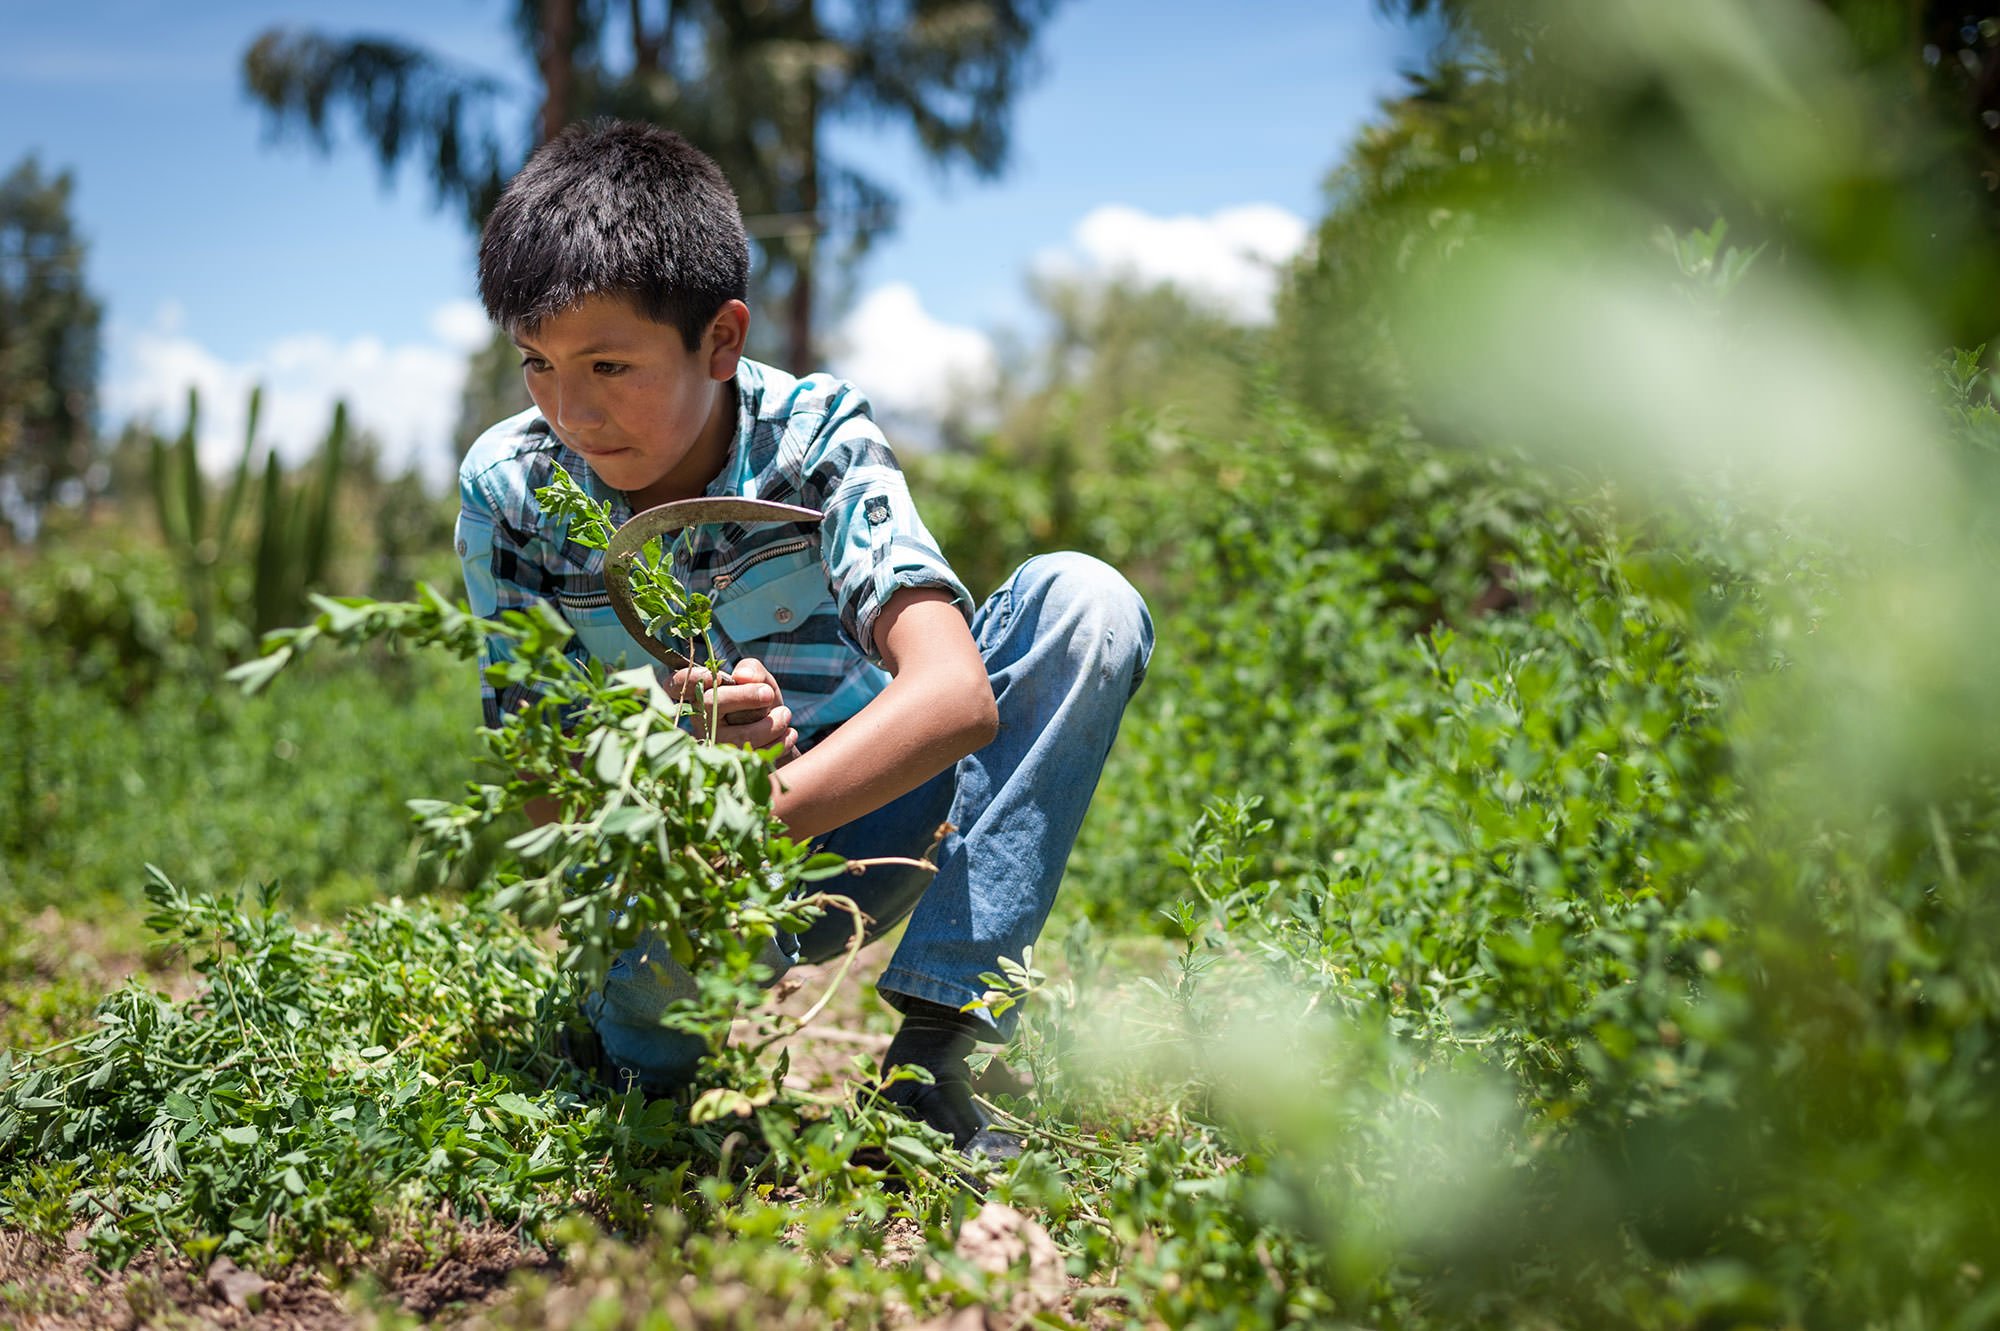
[456,357,973,736]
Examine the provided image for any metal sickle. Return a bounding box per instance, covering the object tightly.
[603,496,822,669]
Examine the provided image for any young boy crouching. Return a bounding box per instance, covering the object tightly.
[457,120,1152,1163]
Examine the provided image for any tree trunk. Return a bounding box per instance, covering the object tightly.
[538,0,579,145]
[629,0,660,74]
[787,7,819,374]
[786,141,817,370]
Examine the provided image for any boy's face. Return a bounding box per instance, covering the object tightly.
[511,293,748,508]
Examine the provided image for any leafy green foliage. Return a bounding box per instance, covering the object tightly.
[230,467,835,997]
[0,873,569,1264]
[0,621,480,915]
[472,1209,949,1330]
[6,534,202,698]
[0,863,1015,1273]
[922,306,2000,1325]
[0,473,989,1267]
[534,463,719,665]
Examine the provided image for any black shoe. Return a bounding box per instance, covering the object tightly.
[882,1076,1025,1166]
[875,997,1027,1169]
[556,1019,609,1083]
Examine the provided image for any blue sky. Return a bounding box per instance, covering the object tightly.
[1,1,1436,479]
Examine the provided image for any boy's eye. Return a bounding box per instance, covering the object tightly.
[519,356,548,372]
[593,361,625,375]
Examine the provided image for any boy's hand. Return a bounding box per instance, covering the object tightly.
[669,657,799,763]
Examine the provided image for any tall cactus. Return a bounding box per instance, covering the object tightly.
[146,386,349,653]
[303,401,346,593]
[251,450,288,639]
[251,400,348,636]
[148,387,260,655]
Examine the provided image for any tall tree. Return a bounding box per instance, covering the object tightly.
[0,157,102,541]
[243,0,1057,372]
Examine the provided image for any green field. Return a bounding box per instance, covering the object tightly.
[9,3,2000,1327]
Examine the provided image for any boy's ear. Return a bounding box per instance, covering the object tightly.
[704,300,750,380]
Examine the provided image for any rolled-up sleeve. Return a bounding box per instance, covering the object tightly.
[795,384,972,663]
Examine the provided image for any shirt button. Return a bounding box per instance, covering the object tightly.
[773,607,794,625]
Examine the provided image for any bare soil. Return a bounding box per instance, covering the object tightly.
[0,1223,549,1331]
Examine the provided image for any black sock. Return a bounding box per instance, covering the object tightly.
[879,998,987,1146]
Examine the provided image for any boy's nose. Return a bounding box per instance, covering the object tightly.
[554,380,605,433]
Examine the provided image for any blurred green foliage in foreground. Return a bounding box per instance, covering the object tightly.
[8,0,2000,1326]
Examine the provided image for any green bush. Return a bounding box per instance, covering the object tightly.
[0,632,483,917]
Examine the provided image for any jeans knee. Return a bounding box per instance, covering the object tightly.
[1014,552,1154,689]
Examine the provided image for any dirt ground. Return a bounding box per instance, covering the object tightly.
[0,1222,545,1330]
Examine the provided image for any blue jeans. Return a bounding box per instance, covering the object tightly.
[584,552,1154,1092]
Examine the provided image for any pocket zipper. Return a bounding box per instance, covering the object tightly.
[710,536,814,592]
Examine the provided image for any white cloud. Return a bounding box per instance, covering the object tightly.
[104,303,476,489]
[1035,203,1311,323]
[429,298,496,353]
[826,283,999,445]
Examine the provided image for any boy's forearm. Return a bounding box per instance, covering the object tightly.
[524,671,986,835]
[768,664,995,839]
[765,588,995,839]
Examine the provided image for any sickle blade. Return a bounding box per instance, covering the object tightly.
[603,550,690,669]
[602,497,822,669]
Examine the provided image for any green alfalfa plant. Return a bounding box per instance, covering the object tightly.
[0,873,576,1265]
[533,461,723,677]
[225,464,940,1139]
[0,458,986,1261]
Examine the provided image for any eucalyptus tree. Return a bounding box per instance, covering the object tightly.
[243,0,1057,372]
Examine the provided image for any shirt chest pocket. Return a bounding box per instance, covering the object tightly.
[712,548,832,643]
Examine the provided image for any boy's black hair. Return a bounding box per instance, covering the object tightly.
[478,120,750,350]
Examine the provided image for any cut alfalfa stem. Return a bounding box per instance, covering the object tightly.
[742,841,946,1061]
[745,891,869,1061]
[972,1096,1139,1164]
